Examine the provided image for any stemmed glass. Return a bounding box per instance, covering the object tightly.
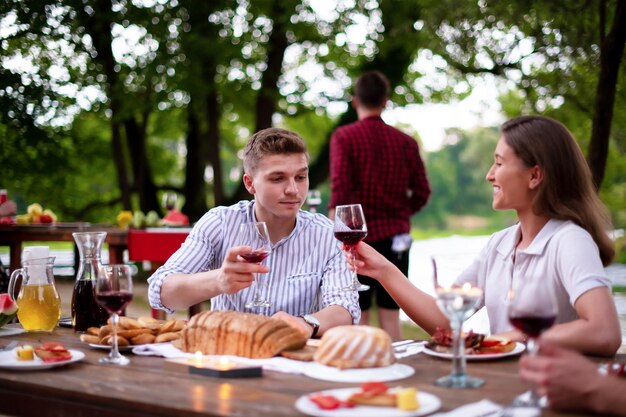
[306,190,322,213]
[162,192,178,212]
[333,204,369,291]
[95,264,134,365]
[239,222,272,309]
[435,283,485,388]
[508,277,557,407]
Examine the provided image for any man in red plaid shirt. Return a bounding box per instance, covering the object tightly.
[329,71,431,340]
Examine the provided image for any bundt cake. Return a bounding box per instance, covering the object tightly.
[313,325,396,369]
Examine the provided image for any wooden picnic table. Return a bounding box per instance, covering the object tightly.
[0,224,127,273]
[0,326,603,417]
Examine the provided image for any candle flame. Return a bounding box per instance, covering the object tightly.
[218,356,235,370]
[192,351,203,367]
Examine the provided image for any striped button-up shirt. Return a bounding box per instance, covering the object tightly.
[148,200,360,323]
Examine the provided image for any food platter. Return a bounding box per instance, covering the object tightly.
[0,349,85,370]
[295,387,441,417]
[422,342,525,361]
[303,362,414,383]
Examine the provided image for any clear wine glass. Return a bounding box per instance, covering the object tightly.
[435,283,484,388]
[306,190,322,213]
[162,192,178,211]
[95,264,134,365]
[508,277,557,407]
[333,204,369,292]
[239,222,272,309]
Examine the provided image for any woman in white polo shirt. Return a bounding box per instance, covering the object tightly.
[347,115,621,357]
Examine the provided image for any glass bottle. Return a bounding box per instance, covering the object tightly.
[71,232,109,331]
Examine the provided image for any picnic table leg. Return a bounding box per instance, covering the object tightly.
[9,242,21,273]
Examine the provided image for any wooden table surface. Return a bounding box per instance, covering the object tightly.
[0,224,127,273]
[0,326,594,417]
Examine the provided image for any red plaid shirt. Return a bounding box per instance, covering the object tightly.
[329,116,431,242]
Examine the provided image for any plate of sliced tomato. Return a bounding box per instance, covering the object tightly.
[0,342,85,371]
[295,382,441,417]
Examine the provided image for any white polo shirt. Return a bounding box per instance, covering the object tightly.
[455,219,612,334]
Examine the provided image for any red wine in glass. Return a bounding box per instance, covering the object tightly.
[507,277,557,408]
[333,204,369,291]
[334,230,367,247]
[509,315,556,338]
[240,249,270,263]
[96,291,134,314]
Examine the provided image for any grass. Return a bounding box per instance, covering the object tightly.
[366,304,430,341]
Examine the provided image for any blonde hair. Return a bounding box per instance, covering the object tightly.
[501,115,614,265]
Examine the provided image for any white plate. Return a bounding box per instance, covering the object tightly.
[422,342,525,361]
[88,343,134,352]
[0,327,26,337]
[304,362,414,383]
[295,387,441,417]
[0,349,85,370]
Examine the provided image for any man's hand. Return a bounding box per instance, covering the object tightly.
[272,311,313,339]
[216,246,269,295]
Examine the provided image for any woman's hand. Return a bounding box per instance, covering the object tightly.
[341,241,394,282]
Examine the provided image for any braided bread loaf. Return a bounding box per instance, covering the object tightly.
[313,325,396,369]
[175,310,307,358]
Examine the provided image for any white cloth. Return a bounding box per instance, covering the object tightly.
[148,200,360,323]
[455,219,612,334]
[132,343,309,374]
[430,400,539,417]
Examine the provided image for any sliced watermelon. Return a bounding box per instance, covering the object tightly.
[162,209,189,226]
[0,294,18,327]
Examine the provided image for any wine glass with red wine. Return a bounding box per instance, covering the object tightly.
[333,204,369,291]
[95,264,134,365]
[239,222,272,309]
[508,276,557,407]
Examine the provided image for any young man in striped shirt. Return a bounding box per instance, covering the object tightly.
[148,128,360,338]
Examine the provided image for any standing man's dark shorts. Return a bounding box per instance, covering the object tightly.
[357,238,410,310]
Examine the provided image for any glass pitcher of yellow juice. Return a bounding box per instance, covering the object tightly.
[8,256,61,332]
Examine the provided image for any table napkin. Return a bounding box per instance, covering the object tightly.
[132,343,191,358]
[429,399,540,417]
[394,342,425,359]
[132,343,310,374]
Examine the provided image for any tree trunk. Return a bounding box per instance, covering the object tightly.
[206,86,224,207]
[124,117,160,213]
[587,0,626,189]
[227,2,291,204]
[80,0,132,209]
[183,109,209,222]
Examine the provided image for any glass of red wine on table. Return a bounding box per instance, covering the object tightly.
[333,204,369,292]
[507,276,558,408]
[95,264,134,365]
[239,222,272,309]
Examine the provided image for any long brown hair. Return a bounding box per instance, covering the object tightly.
[501,115,614,266]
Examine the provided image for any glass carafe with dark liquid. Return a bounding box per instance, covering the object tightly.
[72,232,109,331]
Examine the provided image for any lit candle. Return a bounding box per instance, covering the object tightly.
[216,356,235,370]
[189,351,204,367]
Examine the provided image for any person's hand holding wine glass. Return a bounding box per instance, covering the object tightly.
[95,264,134,365]
[333,204,369,291]
[238,222,272,309]
[508,276,558,408]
